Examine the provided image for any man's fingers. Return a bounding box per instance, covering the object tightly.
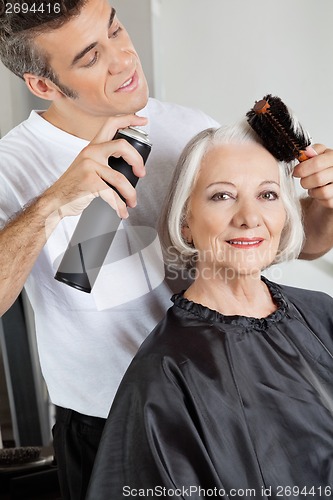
[308,183,333,209]
[299,166,333,190]
[98,188,129,219]
[293,145,333,180]
[91,114,148,144]
[292,144,333,209]
[48,115,149,218]
[304,145,318,158]
[84,138,146,179]
[97,165,137,209]
[310,143,329,155]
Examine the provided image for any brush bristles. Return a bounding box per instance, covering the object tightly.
[0,446,41,466]
[246,94,311,162]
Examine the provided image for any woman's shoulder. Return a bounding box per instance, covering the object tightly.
[121,302,222,390]
[274,280,333,308]
[136,302,212,360]
[268,279,333,336]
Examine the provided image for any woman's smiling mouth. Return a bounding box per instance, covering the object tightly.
[226,238,264,248]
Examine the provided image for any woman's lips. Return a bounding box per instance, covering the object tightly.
[226,238,264,249]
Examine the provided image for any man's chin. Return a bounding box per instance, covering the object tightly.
[130,89,150,114]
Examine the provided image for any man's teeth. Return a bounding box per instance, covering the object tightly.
[120,78,132,88]
[228,240,261,245]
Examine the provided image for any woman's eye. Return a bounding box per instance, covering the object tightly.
[211,192,232,201]
[260,191,279,200]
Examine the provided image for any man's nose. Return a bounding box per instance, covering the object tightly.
[107,45,133,75]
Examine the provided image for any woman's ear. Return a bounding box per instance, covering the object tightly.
[23,73,63,101]
[182,222,193,246]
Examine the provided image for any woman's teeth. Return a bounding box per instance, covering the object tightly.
[228,240,261,245]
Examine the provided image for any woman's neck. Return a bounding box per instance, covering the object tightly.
[184,271,277,318]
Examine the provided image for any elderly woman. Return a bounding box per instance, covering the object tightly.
[87,123,333,499]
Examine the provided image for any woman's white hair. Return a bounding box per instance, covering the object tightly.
[159,119,304,269]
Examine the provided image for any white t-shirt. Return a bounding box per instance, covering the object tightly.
[0,98,219,417]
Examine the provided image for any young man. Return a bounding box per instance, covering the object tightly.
[0,0,333,498]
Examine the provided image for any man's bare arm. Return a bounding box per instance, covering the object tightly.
[0,196,60,316]
[299,196,333,260]
[294,144,333,259]
[0,114,147,316]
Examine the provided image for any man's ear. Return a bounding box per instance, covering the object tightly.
[23,73,63,101]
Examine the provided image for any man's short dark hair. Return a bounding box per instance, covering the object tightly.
[0,0,87,82]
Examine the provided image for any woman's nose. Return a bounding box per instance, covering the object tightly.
[232,200,262,229]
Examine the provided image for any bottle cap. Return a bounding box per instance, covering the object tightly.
[118,127,152,146]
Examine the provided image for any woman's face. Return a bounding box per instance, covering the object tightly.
[183,142,287,279]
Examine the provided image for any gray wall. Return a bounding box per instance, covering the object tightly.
[0,64,44,137]
[156,0,333,146]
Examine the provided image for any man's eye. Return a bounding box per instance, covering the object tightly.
[84,52,98,68]
[109,26,122,39]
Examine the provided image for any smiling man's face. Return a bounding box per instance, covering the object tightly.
[34,0,149,118]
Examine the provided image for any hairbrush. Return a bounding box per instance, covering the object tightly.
[246,94,311,162]
[0,446,41,466]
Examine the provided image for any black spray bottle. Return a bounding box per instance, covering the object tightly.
[54,127,152,293]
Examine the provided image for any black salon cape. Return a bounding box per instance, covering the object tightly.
[87,279,333,499]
